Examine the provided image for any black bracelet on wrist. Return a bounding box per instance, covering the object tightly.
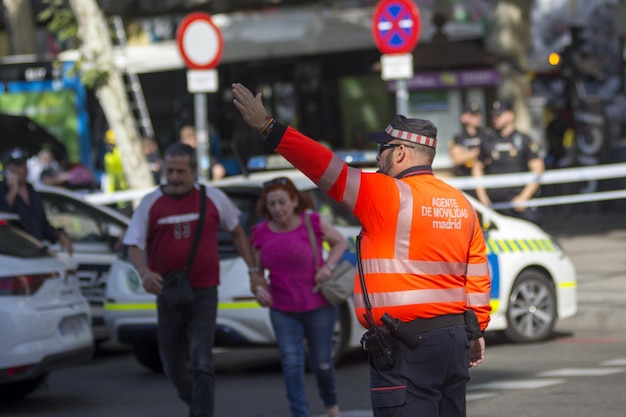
[258,117,273,133]
[260,118,276,137]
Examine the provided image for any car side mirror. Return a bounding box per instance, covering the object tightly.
[481,218,497,232]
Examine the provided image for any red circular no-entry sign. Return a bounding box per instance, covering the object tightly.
[176,12,224,70]
[372,0,422,55]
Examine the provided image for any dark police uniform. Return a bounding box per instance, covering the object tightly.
[477,129,543,222]
[450,126,493,177]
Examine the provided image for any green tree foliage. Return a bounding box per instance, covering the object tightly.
[37,0,109,88]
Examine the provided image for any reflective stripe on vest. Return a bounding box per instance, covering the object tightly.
[395,180,413,258]
[342,165,361,211]
[362,257,478,276]
[467,291,491,307]
[319,155,343,193]
[318,155,362,211]
[353,287,467,309]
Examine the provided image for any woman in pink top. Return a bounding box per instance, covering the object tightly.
[250,176,348,417]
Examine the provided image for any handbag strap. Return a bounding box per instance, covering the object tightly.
[303,212,319,269]
[185,184,206,272]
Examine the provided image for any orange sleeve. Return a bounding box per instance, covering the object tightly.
[275,126,333,183]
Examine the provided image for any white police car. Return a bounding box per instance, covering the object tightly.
[103,165,577,372]
[0,212,93,400]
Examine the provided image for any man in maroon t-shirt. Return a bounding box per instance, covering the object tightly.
[124,143,256,417]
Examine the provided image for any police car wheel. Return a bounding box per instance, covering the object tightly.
[504,270,557,343]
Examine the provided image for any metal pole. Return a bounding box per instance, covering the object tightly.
[396,79,409,116]
[613,0,626,138]
[194,93,211,182]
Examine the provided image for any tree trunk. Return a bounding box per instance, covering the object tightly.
[68,0,154,190]
[3,0,38,54]
[486,0,533,133]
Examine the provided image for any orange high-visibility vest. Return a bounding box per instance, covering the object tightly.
[274,126,491,330]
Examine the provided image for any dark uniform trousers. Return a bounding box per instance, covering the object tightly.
[370,324,469,417]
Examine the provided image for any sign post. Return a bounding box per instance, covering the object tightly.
[372,0,421,116]
[176,12,224,182]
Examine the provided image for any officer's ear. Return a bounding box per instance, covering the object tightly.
[397,144,414,162]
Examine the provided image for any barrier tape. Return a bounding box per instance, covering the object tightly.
[490,190,626,210]
[445,162,626,190]
[445,163,626,210]
[445,162,626,210]
[84,163,626,209]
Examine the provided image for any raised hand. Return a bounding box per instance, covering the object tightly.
[231,83,271,131]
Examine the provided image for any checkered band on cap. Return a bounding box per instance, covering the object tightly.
[384,124,437,149]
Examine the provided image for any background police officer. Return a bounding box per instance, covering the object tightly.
[449,102,493,179]
[472,99,545,224]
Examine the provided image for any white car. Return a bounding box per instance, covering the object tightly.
[35,185,131,342]
[103,168,577,372]
[0,212,93,400]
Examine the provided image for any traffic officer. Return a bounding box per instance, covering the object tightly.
[472,99,545,224]
[449,101,493,178]
[232,83,491,417]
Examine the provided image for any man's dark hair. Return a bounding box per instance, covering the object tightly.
[165,142,197,171]
[414,144,437,161]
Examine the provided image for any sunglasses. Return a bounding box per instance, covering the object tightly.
[377,142,415,156]
[262,177,289,188]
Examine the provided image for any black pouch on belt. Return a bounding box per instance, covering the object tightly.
[381,313,420,349]
[464,310,483,340]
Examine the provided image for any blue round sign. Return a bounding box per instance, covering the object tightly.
[372,0,422,54]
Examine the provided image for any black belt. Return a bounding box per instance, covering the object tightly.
[404,313,465,333]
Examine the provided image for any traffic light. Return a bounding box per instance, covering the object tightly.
[548,53,561,67]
